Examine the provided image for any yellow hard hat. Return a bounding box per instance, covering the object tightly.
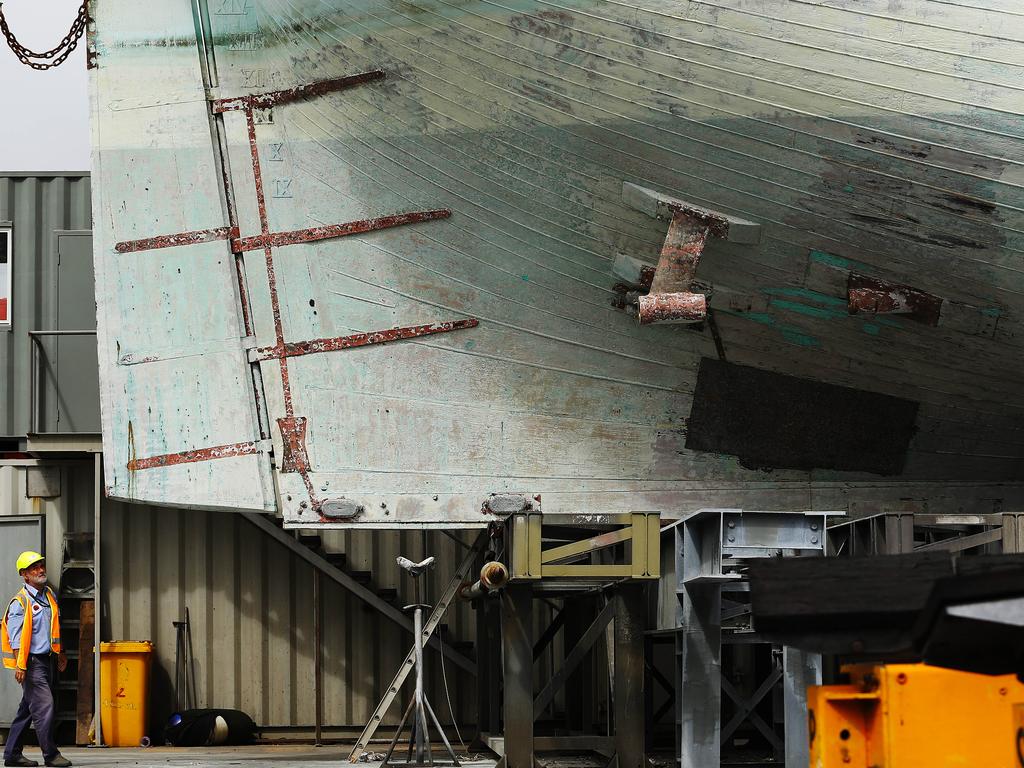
[15,551,44,573]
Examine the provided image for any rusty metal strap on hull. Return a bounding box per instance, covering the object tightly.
[115,226,239,254]
[230,210,451,253]
[210,70,386,113]
[127,440,259,471]
[277,416,309,474]
[847,273,943,326]
[252,319,479,362]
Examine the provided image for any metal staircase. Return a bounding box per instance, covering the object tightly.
[243,514,477,675]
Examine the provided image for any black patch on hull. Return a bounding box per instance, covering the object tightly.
[686,358,918,475]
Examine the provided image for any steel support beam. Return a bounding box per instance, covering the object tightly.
[502,584,535,768]
[720,668,782,748]
[509,512,660,581]
[678,583,721,768]
[783,647,821,768]
[563,599,595,733]
[534,600,615,715]
[884,512,915,554]
[913,527,1003,553]
[614,583,646,768]
[1003,513,1024,554]
[532,607,566,661]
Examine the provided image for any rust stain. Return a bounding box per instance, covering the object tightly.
[847,273,943,326]
[126,420,137,500]
[253,318,479,362]
[639,265,656,291]
[230,210,451,253]
[650,214,708,294]
[276,416,310,474]
[277,416,325,515]
[115,226,238,253]
[638,292,706,325]
[664,202,730,240]
[126,440,259,471]
[639,211,710,324]
[243,106,295,420]
[211,70,386,113]
[85,0,97,70]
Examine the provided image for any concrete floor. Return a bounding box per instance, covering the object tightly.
[14,746,499,767]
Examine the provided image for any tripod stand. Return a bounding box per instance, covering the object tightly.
[382,556,461,767]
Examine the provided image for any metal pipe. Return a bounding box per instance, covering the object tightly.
[414,605,425,763]
[637,292,707,325]
[30,338,37,435]
[459,561,509,600]
[27,329,98,336]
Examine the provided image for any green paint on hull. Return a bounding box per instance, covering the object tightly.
[769,298,844,320]
[721,309,820,348]
[762,287,848,307]
[809,249,871,273]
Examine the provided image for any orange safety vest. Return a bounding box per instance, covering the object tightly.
[1,587,61,671]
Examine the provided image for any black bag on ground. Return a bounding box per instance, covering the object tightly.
[164,708,257,746]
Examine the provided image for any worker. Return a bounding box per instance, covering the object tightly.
[1,552,71,768]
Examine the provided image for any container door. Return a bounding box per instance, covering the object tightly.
[0,515,44,727]
[55,231,100,433]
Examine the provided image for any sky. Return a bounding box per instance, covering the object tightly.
[0,0,89,172]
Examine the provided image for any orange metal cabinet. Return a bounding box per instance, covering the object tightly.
[808,664,1024,767]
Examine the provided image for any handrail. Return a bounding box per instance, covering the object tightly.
[27,329,97,434]
[27,330,97,335]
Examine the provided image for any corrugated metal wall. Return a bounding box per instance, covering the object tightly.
[0,174,91,438]
[101,502,483,735]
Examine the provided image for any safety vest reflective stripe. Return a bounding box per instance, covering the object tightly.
[41,588,61,654]
[1,594,27,670]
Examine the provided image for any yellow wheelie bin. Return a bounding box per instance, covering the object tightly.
[99,641,153,747]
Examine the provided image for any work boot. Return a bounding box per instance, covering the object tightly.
[4,756,39,767]
[43,757,71,768]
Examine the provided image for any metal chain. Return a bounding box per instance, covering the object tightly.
[0,0,88,70]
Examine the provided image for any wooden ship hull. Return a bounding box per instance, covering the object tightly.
[90,0,1024,526]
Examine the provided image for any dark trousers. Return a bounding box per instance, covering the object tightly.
[4,655,58,761]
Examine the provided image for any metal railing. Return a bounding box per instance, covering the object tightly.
[27,329,97,434]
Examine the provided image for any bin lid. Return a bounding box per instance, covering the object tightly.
[99,641,153,653]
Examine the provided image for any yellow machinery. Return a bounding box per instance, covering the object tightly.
[808,663,1024,767]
